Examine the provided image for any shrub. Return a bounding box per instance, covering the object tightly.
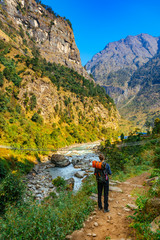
[3,65,22,87]
[0,173,25,213]
[31,113,43,124]
[150,168,160,178]
[52,176,66,191]
[16,159,34,174]
[0,175,95,239]
[0,91,9,112]
[0,72,4,87]
[30,94,37,110]
[153,147,160,168]
[0,115,6,129]
[0,158,10,182]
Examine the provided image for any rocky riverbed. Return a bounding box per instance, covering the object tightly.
[25,142,101,201]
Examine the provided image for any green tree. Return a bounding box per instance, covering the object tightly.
[0,72,4,87]
[0,91,9,112]
[30,94,37,110]
[153,118,160,134]
[144,120,151,134]
[120,133,124,142]
[31,113,43,124]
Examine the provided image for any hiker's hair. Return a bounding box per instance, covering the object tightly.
[99,154,105,161]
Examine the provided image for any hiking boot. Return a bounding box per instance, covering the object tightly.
[104,209,110,213]
[98,207,102,210]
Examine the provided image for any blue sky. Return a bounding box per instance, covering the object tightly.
[42,0,160,66]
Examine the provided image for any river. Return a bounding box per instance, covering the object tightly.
[48,142,101,191]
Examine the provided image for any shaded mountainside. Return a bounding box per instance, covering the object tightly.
[120,53,160,125]
[0,1,120,150]
[86,33,160,126]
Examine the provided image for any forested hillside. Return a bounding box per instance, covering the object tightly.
[0,1,120,153]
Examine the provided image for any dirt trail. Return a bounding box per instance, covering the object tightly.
[70,172,150,240]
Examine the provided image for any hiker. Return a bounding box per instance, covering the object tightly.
[94,154,112,212]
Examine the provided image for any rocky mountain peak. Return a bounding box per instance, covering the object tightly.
[86,33,160,82]
[85,33,160,126]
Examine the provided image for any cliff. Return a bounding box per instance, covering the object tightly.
[0,1,120,149]
[0,0,90,79]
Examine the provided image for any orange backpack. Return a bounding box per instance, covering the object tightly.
[92,161,105,169]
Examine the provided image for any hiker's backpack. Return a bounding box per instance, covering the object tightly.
[92,161,108,182]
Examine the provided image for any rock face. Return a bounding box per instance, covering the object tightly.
[51,154,70,167]
[1,0,90,79]
[86,34,160,126]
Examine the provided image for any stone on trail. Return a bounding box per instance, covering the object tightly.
[87,233,92,236]
[150,215,160,233]
[92,211,97,215]
[123,181,130,185]
[126,203,138,210]
[109,182,117,186]
[110,186,123,192]
[123,207,131,212]
[94,222,99,227]
[145,177,159,186]
[109,197,114,201]
[65,235,72,240]
[93,233,97,237]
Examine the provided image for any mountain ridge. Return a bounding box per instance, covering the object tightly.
[85,33,160,126]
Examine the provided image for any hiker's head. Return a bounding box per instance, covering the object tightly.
[99,154,105,161]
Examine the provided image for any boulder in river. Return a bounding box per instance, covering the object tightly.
[51,154,70,167]
[74,171,85,178]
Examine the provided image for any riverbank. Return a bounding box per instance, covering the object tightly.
[25,141,102,200]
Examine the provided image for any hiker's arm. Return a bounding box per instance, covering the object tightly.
[107,164,112,175]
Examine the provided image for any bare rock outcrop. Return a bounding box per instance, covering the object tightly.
[1,0,90,80]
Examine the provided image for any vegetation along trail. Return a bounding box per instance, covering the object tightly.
[70,172,150,240]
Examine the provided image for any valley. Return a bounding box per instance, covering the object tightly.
[0,1,159,240]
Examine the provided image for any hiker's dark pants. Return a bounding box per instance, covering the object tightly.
[97,180,109,210]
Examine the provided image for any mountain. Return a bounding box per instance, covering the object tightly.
[120,53,160,124]
[0,0,120,149]
[0,0,90,79]
[85,34,160,126]
[86,34,160,85]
